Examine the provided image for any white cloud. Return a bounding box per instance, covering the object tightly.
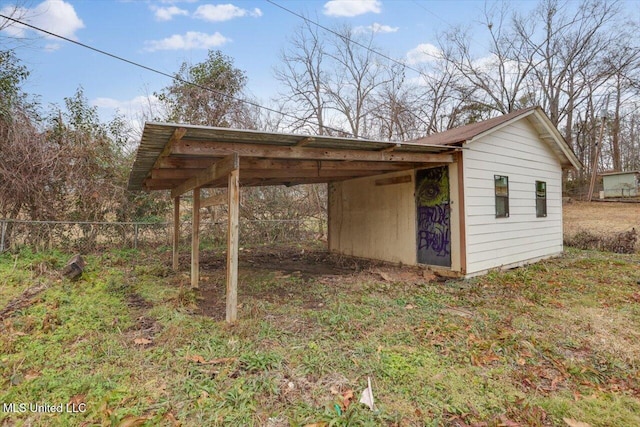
[194,4,262,22]
[323,0,381,17]
[143,31,229,51]
[406,43,442,65]
[0,6,29,37]
[354,22,398,34]
[92,95,159,111]
[0,0,83,42]
[152,5,188,21]
[33,0,84,39]
[91,95,164,146]
[43,42,61,52]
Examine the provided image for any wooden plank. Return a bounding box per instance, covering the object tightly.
[296,136,315,147]
[191,187,200,289]
[456,152,467,275]
[153,168,390,180]
[226,168,240,323]
[152,169,201,179]
[159,157,429,171]
[245,176,361,187]
[173,196,180,271]
[172,140,453,163]
[201,191,227,208]
[158,157,217,169]
[152,127,187,170]
[144,174,374,190]
[374,175,412,186]
[380,143,401,152]
[170,153,239,198]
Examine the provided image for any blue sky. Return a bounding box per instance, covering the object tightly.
[2,0,630,127]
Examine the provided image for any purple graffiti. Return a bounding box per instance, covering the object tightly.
[417,205,450,257]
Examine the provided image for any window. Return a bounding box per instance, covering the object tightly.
[536,181,547,217]
[494,175,509,218]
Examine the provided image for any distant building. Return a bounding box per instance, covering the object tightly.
[600,171,639,198]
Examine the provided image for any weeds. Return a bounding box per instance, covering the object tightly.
[565,228,637,253]
[0,246,639,426]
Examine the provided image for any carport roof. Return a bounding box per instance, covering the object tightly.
[127,122,458,192]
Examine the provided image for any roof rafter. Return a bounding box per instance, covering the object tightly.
[170,153,239,198]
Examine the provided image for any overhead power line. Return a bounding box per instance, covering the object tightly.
[0,13,359,138]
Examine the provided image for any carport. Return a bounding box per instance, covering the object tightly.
[127,123,457,322]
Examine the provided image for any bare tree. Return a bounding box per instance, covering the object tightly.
[437,2,536,115]
[274,19,329,134]
[275,22,396,139]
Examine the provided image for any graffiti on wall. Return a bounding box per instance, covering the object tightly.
[416,167,451,265]
[417,205,450,257]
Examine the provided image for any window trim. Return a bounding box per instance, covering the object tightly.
[536,180,547,218]
[494,175,509,218]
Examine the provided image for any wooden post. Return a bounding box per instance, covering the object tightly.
[191,188,200,288]
[226,169,240,323]
[173,196,180,270]
[587,115,607,202]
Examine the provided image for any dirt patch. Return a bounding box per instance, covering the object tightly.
[233,246,373,277]
[194,245,437,320]
[125,315,163,347]
[126,293,153,309]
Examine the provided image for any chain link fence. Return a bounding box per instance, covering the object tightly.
[0,218,324,254]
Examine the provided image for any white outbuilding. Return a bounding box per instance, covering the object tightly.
[329,106,582,277]
[600,171,639,198]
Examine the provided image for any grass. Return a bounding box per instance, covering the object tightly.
[0,246,639,426]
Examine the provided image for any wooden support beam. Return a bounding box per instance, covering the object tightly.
[226,168,240,323]
[173,196,180,271]
[146,175,369,190]
[159,157,430,171]
[172,140,453,164]
[157,157,217,169]
[374,175,412,186]
[191,187,200,289]
[152,168,390,181]
[170,153,239,198]
[152,127,187,170]
[200,191,228,208]
[244,176,360,187]
[456,152,467,275]
[380,143,401,152]
[296,136,315,147]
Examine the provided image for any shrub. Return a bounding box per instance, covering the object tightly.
[565,228,637,254]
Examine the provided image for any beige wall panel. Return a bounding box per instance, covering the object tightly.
[329,170,417,265]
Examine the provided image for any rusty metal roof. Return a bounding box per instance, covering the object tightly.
[127,123,457,192]
[410,106,581,170]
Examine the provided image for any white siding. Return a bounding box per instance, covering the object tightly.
[463,119,564,275]
[602,173,638,197]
